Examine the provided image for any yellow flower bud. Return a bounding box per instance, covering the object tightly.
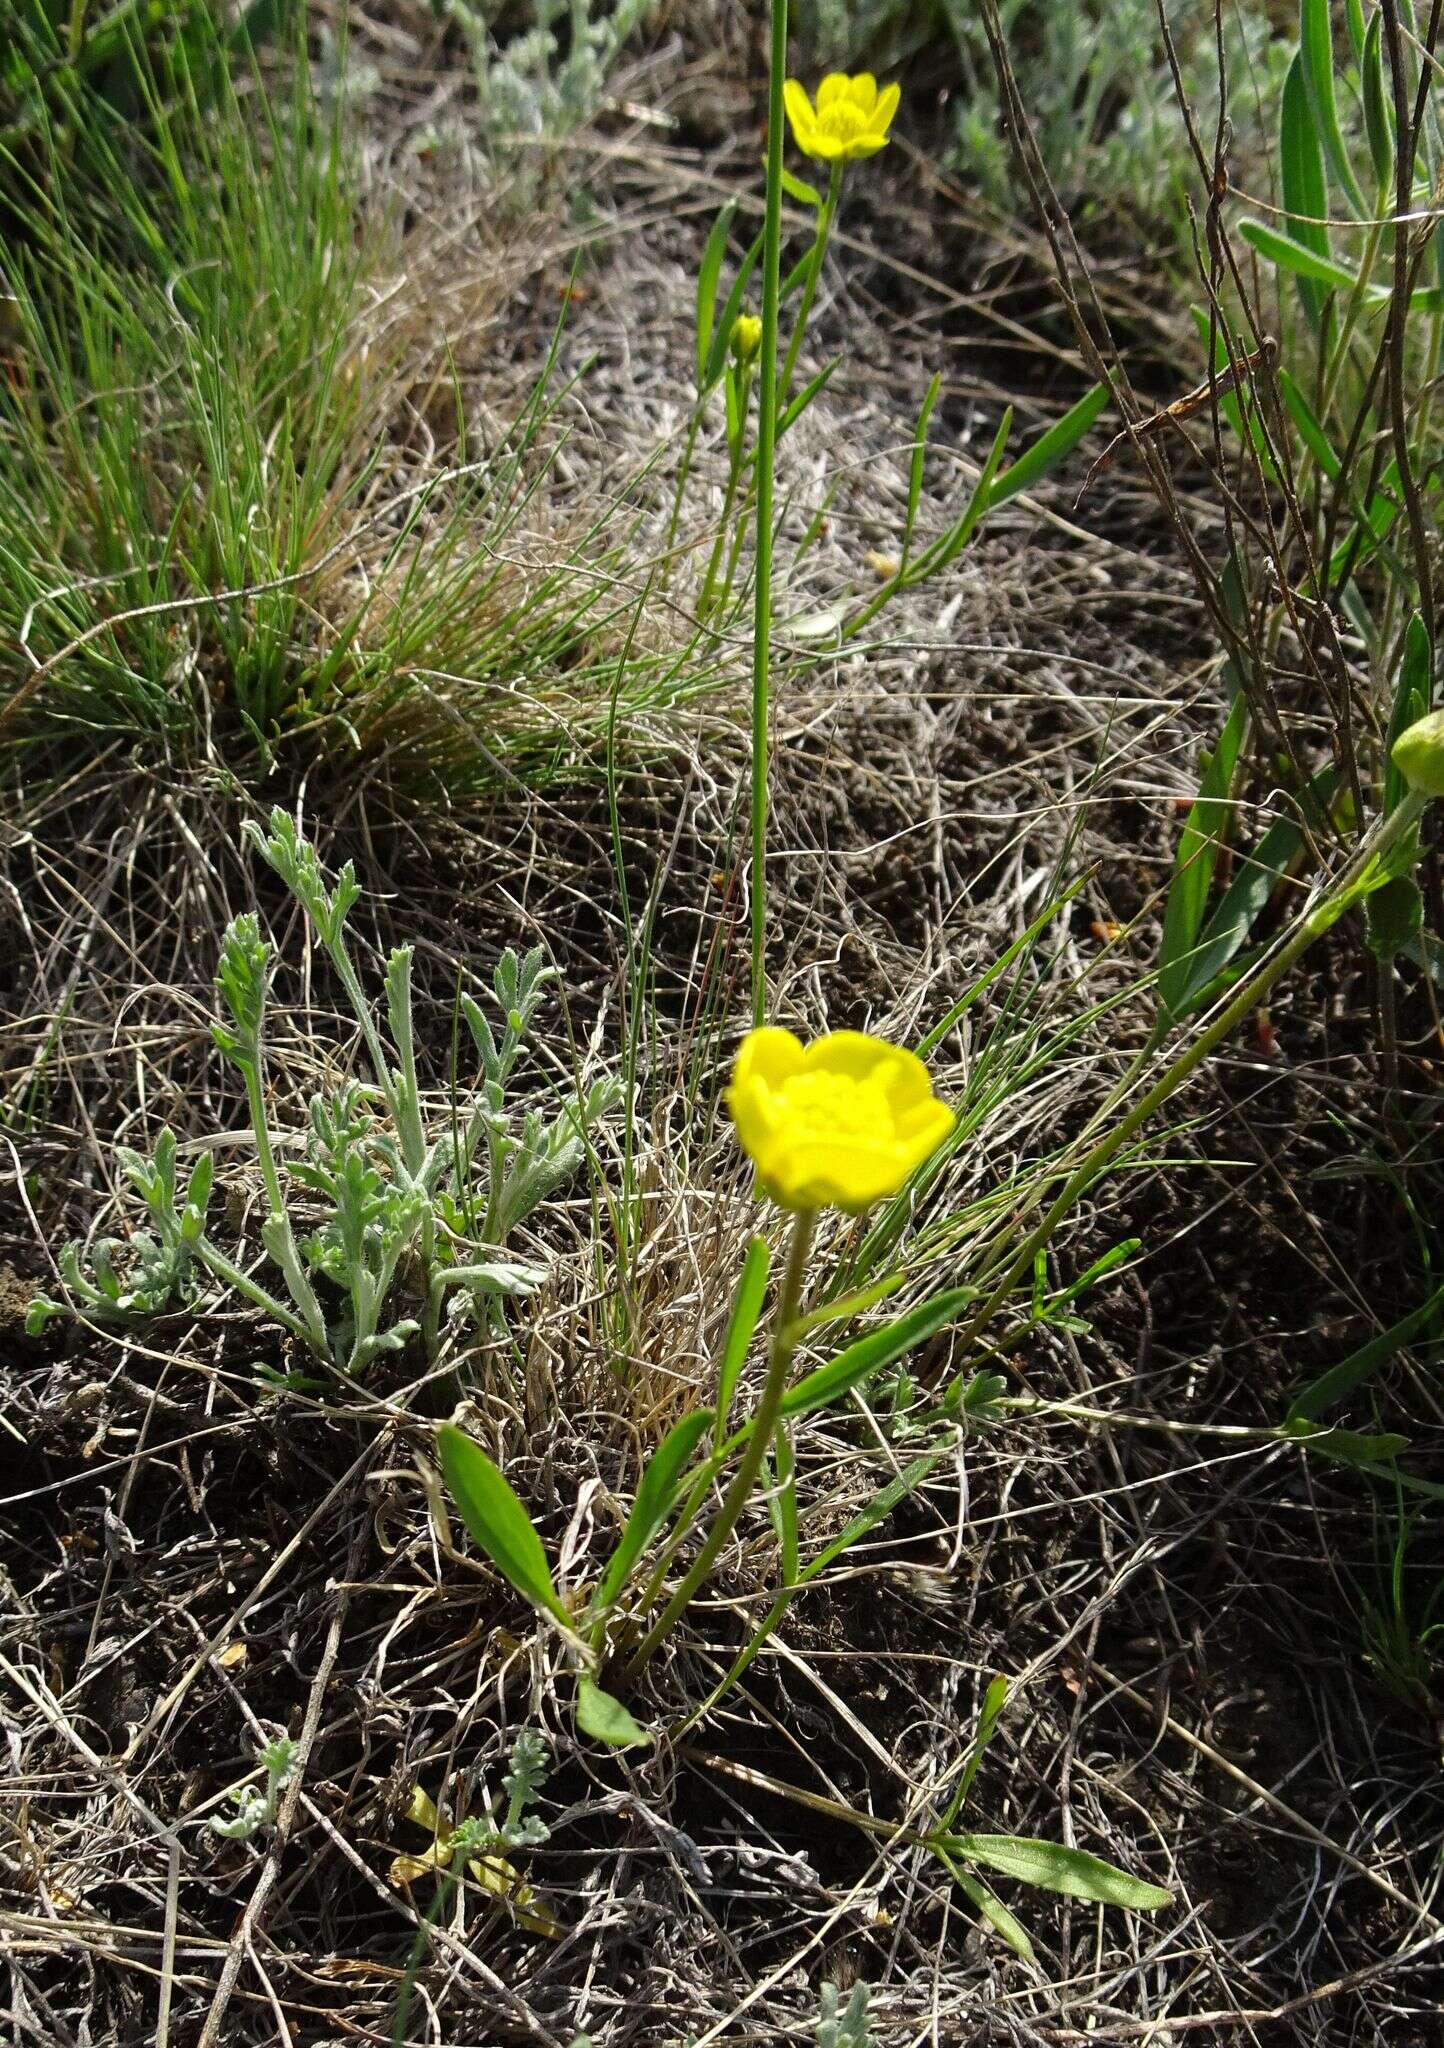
[1392,707,1444,798]
[782,73,901,165]
[727,1027,954,1215]
[731,314,763,364]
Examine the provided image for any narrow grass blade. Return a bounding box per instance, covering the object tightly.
[1361,12,1394,192]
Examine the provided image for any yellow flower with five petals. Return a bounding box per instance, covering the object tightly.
[782,72,901,164]
[727,1026,953,1214]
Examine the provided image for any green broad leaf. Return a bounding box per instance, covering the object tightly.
[1288,1280,1444,1425]
[576,1676,652,1749]
[780,1286,974,1422]
[1278,1416,1411,1464]
[1299,0,1367,215]
[1280,50,1333,326]
[436,1425,569,1625]
[1385,615,1432,815]
[716,1237,771,1440]
[1366,875,1423,961]
[780,165,823,207]
[945,1861,1037,1963]
[957,1370,1008,1419]
[1240,219,1444,311]
[1361,13,1394,192]
[942,1832,1172,1909]
[695,202,738,386]
[1157,686,1249,1026]
[597,1407,715,1613]
[984,382,1110,511]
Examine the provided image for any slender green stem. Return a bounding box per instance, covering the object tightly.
[194,1237,310,1345]
[698,449,745,618]
[749,0,789,1030]
[778,161,842,408]
[625,1207,815,1678]
[956,792,1429,1347]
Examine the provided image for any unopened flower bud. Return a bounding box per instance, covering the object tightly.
[730,314,762,364]
[1392,708,1444,798]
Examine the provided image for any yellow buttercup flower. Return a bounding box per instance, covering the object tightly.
[728,1026,954,1214]
[782,72,901,164]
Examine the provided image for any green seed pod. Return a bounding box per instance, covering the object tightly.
[1392,708,1444,798]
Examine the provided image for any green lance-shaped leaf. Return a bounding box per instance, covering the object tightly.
[576,1676,652,1750]
[695,202,738,387]
[702,229,764,393]
[715,1236,771,1441]
[1361,13,1394,192]
[596,1407,716,1615]
[1280,50,1333,326]
[779,1286,974,1422]
[1287,1279,1444,1425]
[941,1859,1037,1963]
[1239,218,1444,312]
[940,1832,1172,1909]
[436,1425,570,1626]
[1299,0,1367,215]
[984,382,1110,512]
[1157,687,1249,1027]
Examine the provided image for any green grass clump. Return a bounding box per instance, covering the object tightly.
[0,31,725,808]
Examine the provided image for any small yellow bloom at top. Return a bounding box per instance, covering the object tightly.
[727,1026,954,1214]
[731,313,763,364]
[782,72,901,164]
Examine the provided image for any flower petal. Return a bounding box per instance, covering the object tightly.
[871,81,901,136]
[847,73,879,113]
[816,73,851,110]
[734,1026,805,1090]
[782,77,817,150]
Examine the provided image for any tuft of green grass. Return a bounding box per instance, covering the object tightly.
[0,28,730,809]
